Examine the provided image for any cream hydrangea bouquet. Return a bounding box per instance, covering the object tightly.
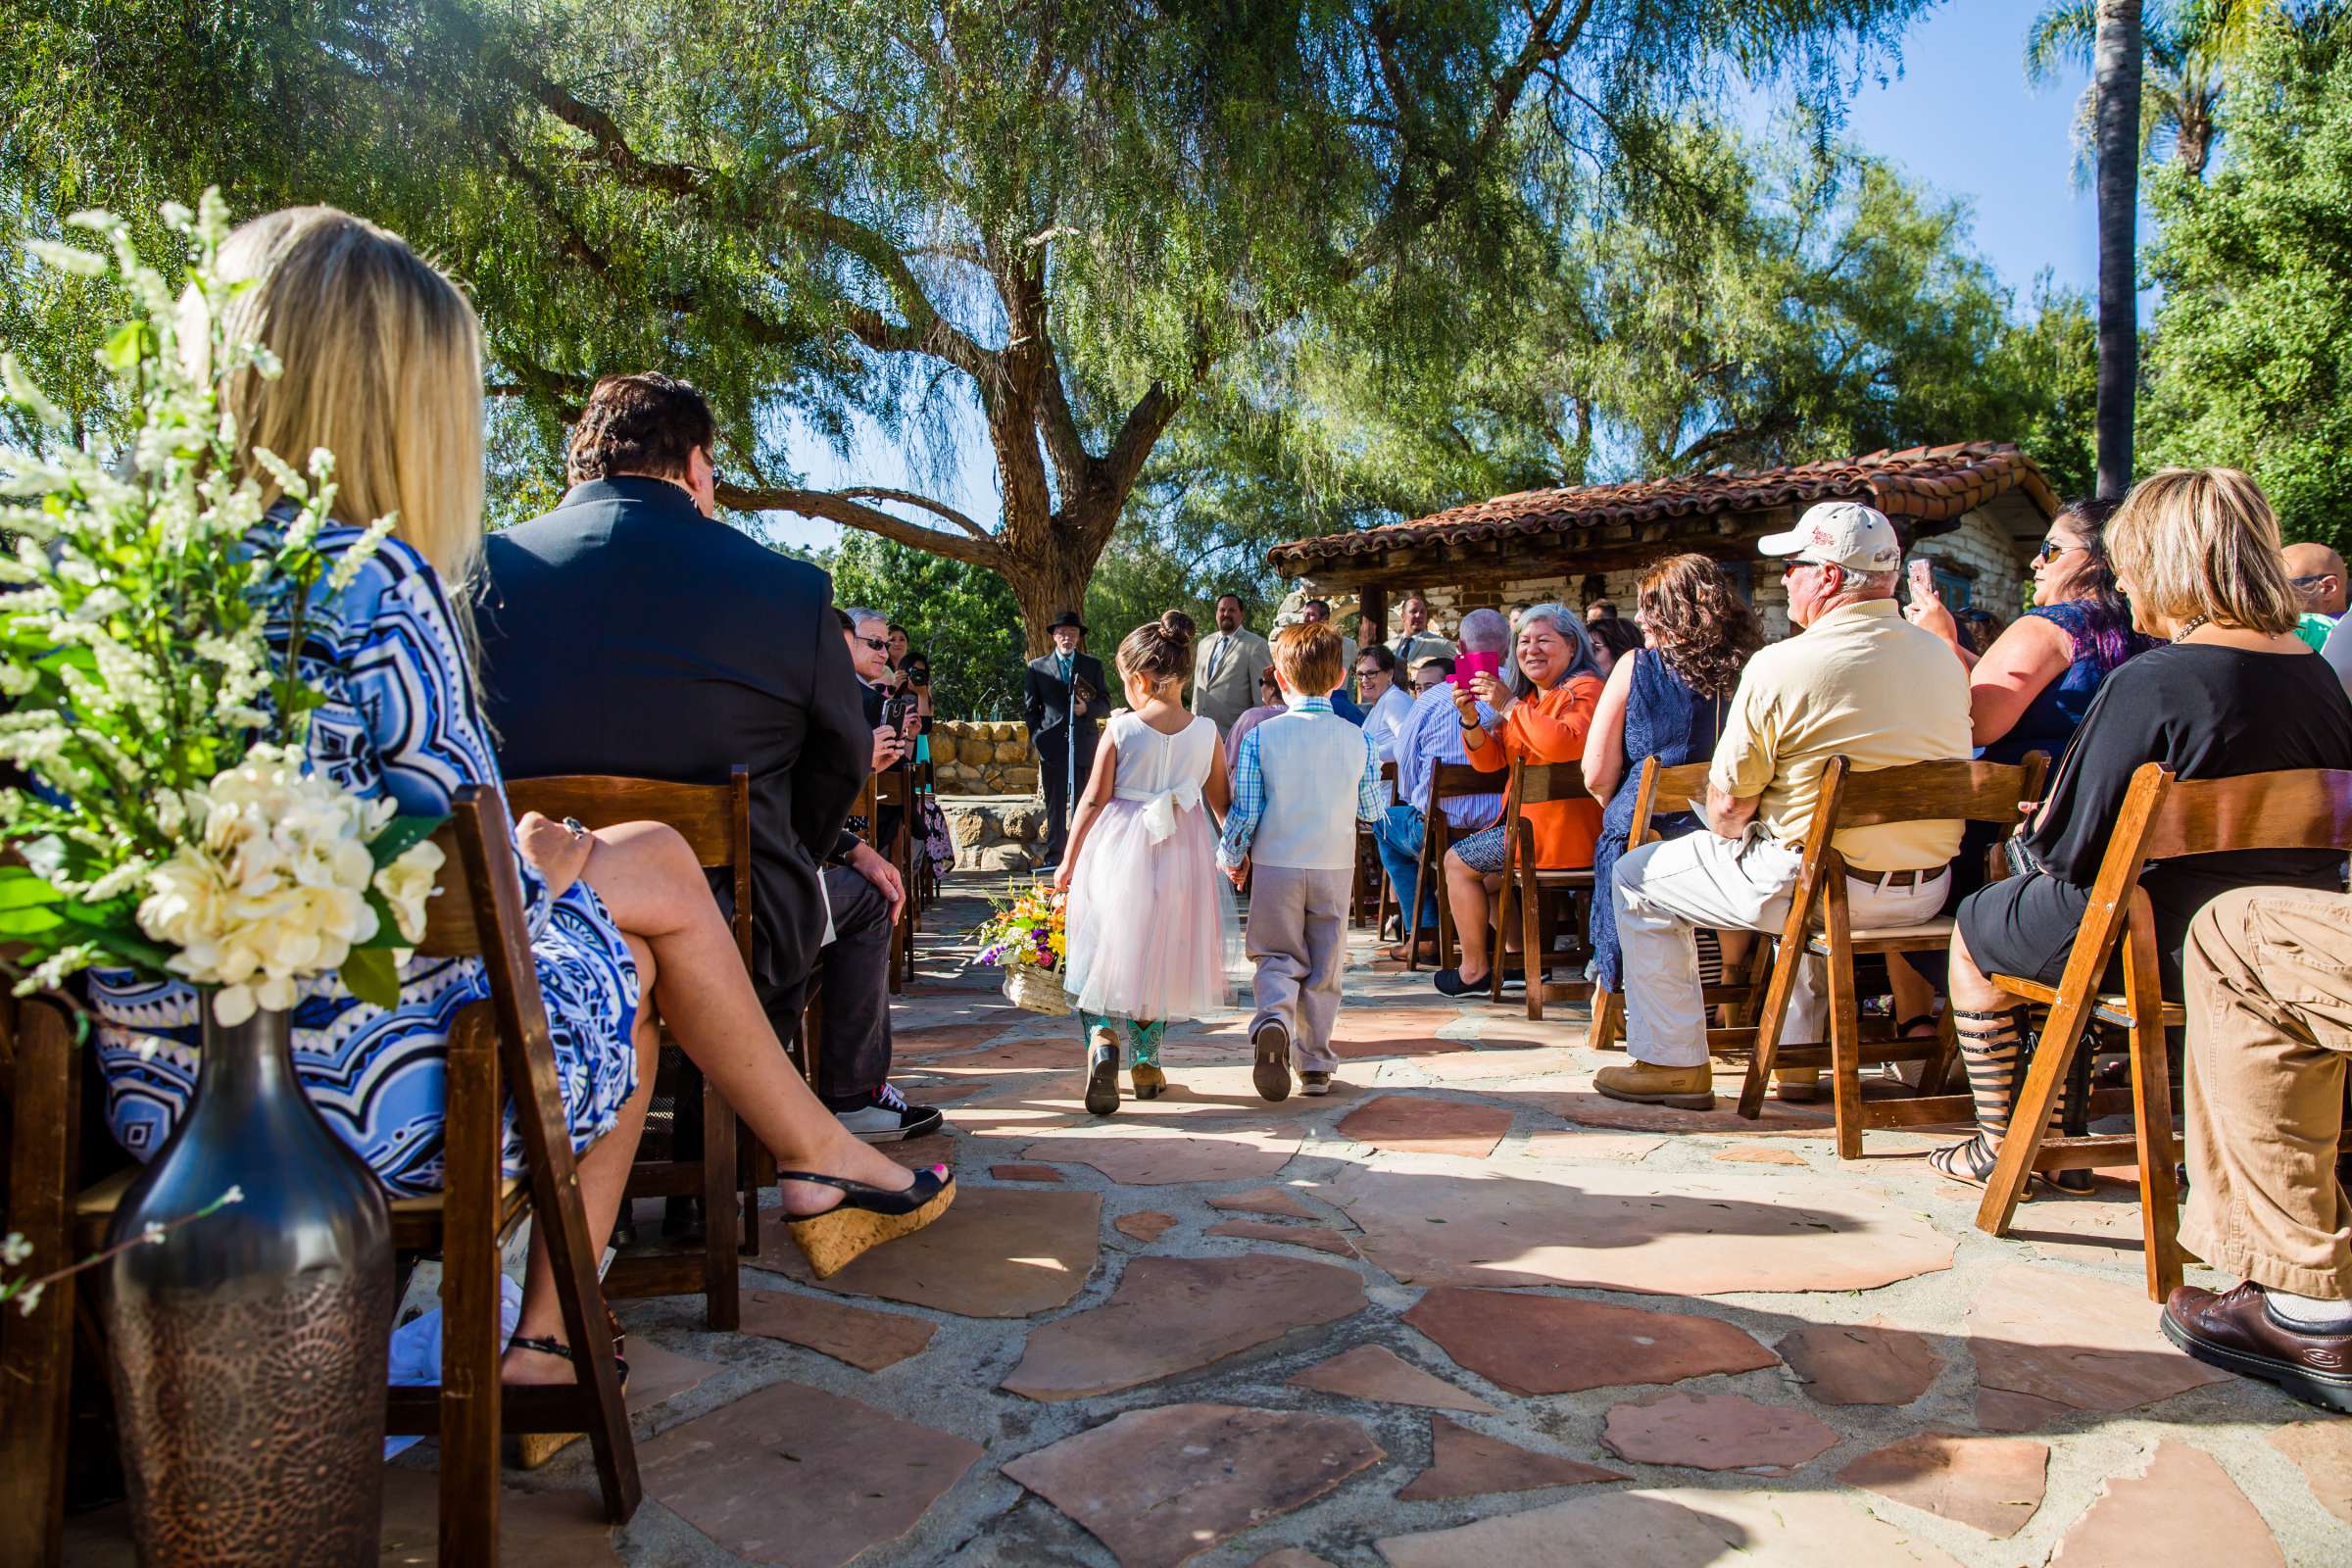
[0,191,441,1024]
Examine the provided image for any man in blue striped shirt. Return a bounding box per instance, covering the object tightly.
[1371,608,1511,958]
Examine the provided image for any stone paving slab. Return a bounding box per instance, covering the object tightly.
[1003,1402,1383,1567]
[1322,1151,1956,1295]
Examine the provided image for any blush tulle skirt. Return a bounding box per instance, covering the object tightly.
[1062,798,1242,1022]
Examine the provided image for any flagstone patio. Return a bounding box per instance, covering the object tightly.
[65,879,2352,1565]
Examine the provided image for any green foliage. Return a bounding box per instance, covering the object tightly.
[810,531,1027,719]
[2142,14,2352,551]
[1147,118,2103,530]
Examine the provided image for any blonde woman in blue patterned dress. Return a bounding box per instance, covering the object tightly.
[91,207,952,1395]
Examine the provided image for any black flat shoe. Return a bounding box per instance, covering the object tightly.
[779,1165,956,1280]
[1432,967,1478,997]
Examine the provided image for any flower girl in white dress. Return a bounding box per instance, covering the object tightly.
[1054,611,1241,1113]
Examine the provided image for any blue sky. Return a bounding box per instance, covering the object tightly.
[765,0,2098,552]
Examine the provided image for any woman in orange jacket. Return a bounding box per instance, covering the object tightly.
[1435,604,1606,996]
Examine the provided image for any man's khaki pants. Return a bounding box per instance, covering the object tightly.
[1247,864,1352,1074]
[2181,885,2352,1298]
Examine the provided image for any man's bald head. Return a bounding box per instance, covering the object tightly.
[2283,542,2348,615]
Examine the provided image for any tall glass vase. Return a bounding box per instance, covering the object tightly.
[102,1004,393,1566]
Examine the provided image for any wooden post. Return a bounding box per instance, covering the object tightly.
[1357,584,1388,652]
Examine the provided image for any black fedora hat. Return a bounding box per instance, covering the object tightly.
[1048,610,1088,633]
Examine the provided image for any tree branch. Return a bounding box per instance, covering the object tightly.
[837,486,995,543]
[524,74,704,196]
[717,484,1005,567]
[779,207,997,384]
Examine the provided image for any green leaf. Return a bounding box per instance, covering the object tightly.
[0,906,66,936]
[340,945,401,1007]
[100,320,157,372]
[352,885,406,949]
[0,866,65,909]
[368,813,444,868]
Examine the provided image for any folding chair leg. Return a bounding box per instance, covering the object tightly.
[0,997,78,1568]
[1522,868,1545,1021]
[1977,996,2092,1239]
[1822,879,1864,1160]
[1586,986,1621,1051]
[700,1072,740,1331]
[1734,935,1807,1119]
[440,1008,504,1568]
[2121,911,2185,1301]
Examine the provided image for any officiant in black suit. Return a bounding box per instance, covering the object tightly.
[1025,611,1106,871]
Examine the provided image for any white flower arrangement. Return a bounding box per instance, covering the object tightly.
[0,192,442,1022]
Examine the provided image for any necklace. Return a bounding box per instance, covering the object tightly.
[2170,614,2212,643]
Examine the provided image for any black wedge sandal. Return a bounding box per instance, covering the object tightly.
[504,1329,630,1470]
[781,1165,956,1280]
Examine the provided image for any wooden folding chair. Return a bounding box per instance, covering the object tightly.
[1585,760,1764,1051]
[1977,763,2352,1300]
[507,768,769,1331]
[1493,759,1597,1019]
[1732,754,2049,1159]
[7,789,639,1566]
[1407,762,1496,973]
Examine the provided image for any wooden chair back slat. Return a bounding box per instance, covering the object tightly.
[503,772,745,865]
[1627,760,1713,847]
[506,770,755,972]
[2136,766,2352,862]
[1511,760,1589,808]
[1832,755,2057,829]
[414,821,482,959]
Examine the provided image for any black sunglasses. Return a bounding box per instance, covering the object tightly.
[856,635,889,653]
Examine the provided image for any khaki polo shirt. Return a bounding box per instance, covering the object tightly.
[1708,598,1974,871]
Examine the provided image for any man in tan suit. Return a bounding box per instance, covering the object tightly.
[1193,592,1274,737]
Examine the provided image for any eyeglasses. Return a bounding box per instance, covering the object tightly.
[2034,538,2082,565]
[1781,558,1827,579]
[2291,573,2334,588]
[856,636,889,653]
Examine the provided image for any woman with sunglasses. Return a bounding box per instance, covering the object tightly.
[1906,499,2157,772]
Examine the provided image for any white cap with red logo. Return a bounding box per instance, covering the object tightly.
[1758,501,1902,573]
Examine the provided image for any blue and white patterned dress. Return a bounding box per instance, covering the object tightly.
[93,522,641,1198]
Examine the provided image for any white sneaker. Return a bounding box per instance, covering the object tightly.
[834,1082,945,1144]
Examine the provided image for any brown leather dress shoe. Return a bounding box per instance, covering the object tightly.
[2162,1281,2352,1413]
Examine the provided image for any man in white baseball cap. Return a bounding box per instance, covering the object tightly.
[1594,500,1974,1110]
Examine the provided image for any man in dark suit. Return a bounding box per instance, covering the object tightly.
[475,372,939,1148]
[1025,611,1106,870]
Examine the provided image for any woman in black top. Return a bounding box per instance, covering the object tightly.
[1931,468,2352,1187]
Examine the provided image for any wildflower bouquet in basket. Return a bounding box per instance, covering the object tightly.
[972,882,1071,1014]
[0,191,442,1024]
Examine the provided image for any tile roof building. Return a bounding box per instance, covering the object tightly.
[1267,442,2060,641]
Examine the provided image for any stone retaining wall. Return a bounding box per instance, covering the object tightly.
[931,719,1041,798]
[942,795,1049,874]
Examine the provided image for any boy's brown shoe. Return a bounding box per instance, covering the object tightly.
[1252,1018,1293,1102]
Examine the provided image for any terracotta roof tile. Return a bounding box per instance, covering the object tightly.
[1266,442,2058,573]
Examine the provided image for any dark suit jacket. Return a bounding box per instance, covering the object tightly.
[1024,653,1107,745]
[475,476,871,992]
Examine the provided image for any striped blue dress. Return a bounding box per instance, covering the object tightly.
[93,523,641,1198]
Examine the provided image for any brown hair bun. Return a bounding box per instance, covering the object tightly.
[1117,609,1197,685]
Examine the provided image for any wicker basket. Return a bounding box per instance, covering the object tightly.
[1002,963,1074,1017]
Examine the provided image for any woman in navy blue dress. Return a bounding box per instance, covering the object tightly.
[1583,556,1764,997]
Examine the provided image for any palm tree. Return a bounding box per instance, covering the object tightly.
[2027,1,2223,176]
[2090,0,2145,500]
